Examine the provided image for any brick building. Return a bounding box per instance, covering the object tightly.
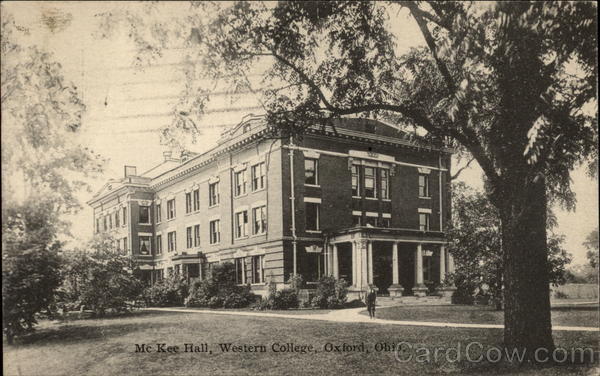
[88,117,455,297]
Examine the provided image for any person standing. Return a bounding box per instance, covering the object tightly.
[366,287,377,318]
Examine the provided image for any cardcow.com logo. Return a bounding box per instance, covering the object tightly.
[389,342,597,364]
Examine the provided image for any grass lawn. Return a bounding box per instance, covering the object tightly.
[3,310,598,376]
[371,304,600,328]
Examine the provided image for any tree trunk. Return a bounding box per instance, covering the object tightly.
[500,178,554,358]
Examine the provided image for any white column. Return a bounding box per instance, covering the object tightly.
[415,243,424,286]
[360,240,368,290]
[439,245,446,284]
[352,241,358,287]
[392,242,399,285]
[447,249,455,274]
[367,241,373,285]
[332,244,339,279]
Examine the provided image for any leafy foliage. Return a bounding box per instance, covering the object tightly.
[59,234,145,315]
[144,274,189,307]
[1,12,104,230]
[311,276,348,309]
[186,262,257,308]
[2,202,63,344]
[449,182,572,306]
[583,228,599,269]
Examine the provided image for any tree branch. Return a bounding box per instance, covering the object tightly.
[450,157,475,180]
[405,2,456,94]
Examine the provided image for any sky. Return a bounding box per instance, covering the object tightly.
[3,2,597,265]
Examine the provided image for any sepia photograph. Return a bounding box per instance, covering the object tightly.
[2,1,598,375]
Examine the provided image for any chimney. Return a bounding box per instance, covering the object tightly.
[163,150,173,162]
[124,165,137,177]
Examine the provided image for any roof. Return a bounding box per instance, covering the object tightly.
[89,116,449,204]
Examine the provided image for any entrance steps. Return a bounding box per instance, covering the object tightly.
[376,295,452,307]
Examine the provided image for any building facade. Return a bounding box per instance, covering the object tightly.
[88,117,454,297]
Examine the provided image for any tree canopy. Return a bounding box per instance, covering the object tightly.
[1,12,105,231]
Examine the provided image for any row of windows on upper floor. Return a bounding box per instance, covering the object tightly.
[96,207,127,233]
[95,160,434,232]
[309,158,432,199]
[152,205,267,254]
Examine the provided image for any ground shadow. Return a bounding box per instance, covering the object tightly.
[10,311,175,346]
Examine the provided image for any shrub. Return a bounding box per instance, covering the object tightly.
[208,296,224,308]
[250,297,272,311]
[185,262,258,309]
[288,274,305,292]
[271,288,299,310]
[143,274,188,307]
[311,276,348,309]
[58,235,145,316]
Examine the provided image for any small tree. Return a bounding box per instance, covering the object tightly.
[2,202,63,344]
[59,234,144,315]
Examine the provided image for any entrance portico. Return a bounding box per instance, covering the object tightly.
[326,227,454,298]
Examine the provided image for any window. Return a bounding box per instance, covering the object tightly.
[364,167,376,198]
[351,165,360,196]
[123,237,128,252]
[209,182,220,206]
[235,258,244,284]
[252,206,267,235]
[419,213,430,231]
[109,214,113,229]
[139,236,151,255]
[193,189,200,211]
[186,226,193,249]
[115,211,120,227]
[364,216,377,227]
[185,192,192,214]
[380,217,391,228]
[139,206,150,224]
[352,215,362,227]
[167,199,176,219]
[251,255,263,284]
[155,204,161,223]
[103,216,107,231]
[156,234,162,254]
[305,158,318,185]
[209,220,220,244]
[122,207,127,225]
[305,203,320,231]
[194,224,200,247]
[380,168,389,199]
[167,231,177,252]
[96,218,100,233]
[251,162,265,191]
[419,174,430,197]
[235,211,249,238]
[234,169,247,196]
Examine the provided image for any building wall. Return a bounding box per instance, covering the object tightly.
[150,139,286,281]
[90,121,452,290]
[280,134,451,238]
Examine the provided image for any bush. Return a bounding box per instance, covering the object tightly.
[185,262,258,309]
[271,288,299,310]
[143,274,188,307]
[58,236,145,316]
[311,276,348,309]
